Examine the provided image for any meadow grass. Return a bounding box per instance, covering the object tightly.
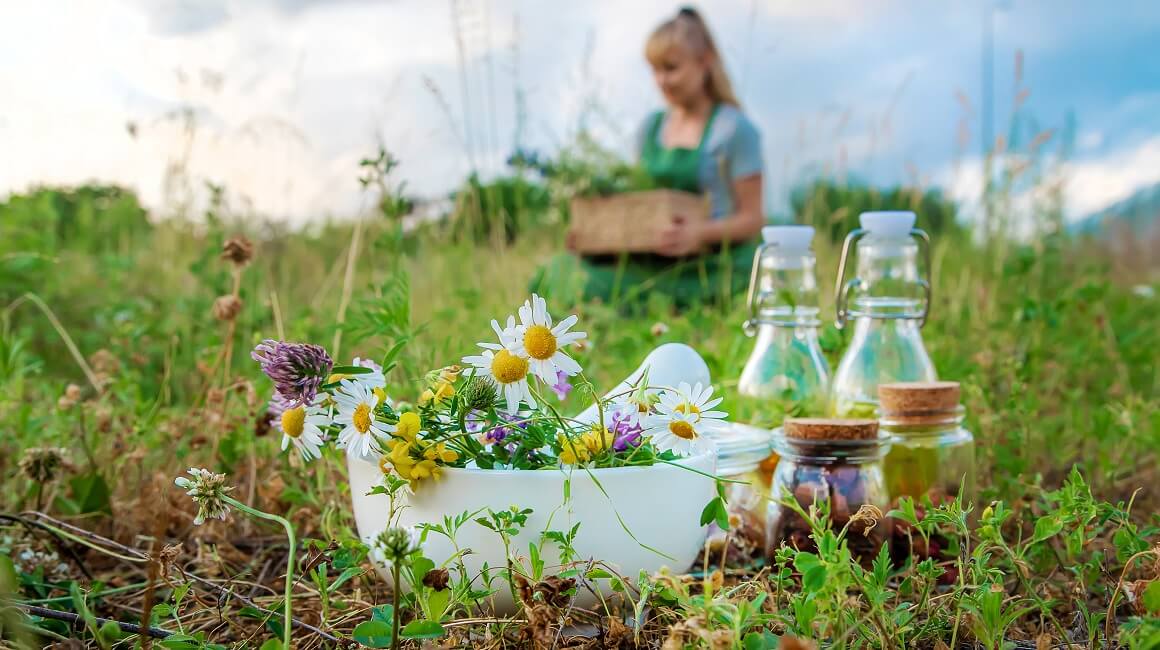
[0,186,1158,648]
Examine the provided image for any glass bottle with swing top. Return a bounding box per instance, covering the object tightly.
[738,225,831,427]
[830,211,937,418]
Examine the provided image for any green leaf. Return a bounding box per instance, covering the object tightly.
[411,556,435,581]
[586,568,614,580]
[1143,581,1160,614]
[353,620,394,648]
[427,587,452,619]
[68,471,112,514]
[371,604,393,623]
[331,365,374,375]
[401,620,446,639]
[1031,516,1064,544]
[700,496,729,530]
[98,620,123,643]
[802,565,827,592]
[259,640,282,650]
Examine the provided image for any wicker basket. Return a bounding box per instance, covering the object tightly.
[568,190,709,255]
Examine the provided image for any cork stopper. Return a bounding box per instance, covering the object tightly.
[784,418,879,441]
[878,381,960,415]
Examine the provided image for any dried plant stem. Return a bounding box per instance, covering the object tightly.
[4,293,100,391]
[332,216,364,360]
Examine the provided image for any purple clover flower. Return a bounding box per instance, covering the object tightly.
[251,339,333,406]
[550,370,573,401]
[266,391,296,426]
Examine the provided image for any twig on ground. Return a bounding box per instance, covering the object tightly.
[22,604,173,639]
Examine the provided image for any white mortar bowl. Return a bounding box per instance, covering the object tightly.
[347,451,717,613]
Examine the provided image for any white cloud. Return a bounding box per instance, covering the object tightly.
[0,0,1156,226]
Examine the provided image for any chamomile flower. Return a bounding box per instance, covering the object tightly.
[462,323,536,413]
[642,382,727,456]
[333,379,390,458]
[275,396,329,461]
[501,294,586,384]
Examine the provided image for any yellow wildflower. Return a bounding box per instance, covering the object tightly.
[583,426,614,453]
[393,412,422,442]
[557,433,590,465]
[410,459,441,483]
[419,380,455,406]
[424,442,459,463]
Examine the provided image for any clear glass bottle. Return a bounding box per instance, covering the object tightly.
[831,211,936,418]
[879,381,975,506]
[739,225,831,427]
[703,423,775,568]
[765,418,891,565]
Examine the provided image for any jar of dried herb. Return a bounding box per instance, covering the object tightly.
[765,418,891,565]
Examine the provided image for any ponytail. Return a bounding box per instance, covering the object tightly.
[645,6,740,107]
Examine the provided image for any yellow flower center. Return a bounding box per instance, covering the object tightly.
[523,325,557,361]
[669,420,697,440]
[674,403,701,421]
[353,402,373,434]
[491,349,529,384]
[280,407,306,439]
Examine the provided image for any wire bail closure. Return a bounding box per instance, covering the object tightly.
[834,228,932,329]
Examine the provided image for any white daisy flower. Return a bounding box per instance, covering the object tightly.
[275,395,329,461]
[501,294,586,384]
[333,379,391,458]
[351,356,387,389]
[462,347,537,414]
[642,382,727,456]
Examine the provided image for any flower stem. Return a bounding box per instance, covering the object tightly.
[224,496,295,649]
[391,566,402,650]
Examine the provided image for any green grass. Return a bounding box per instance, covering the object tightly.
[0,183,1158,648]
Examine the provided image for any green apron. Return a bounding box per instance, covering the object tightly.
[532,105,756,310]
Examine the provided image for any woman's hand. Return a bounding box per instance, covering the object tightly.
[656,215,704,257]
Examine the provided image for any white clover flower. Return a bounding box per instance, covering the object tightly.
[174,468,234,525]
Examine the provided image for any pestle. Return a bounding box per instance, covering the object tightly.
[572,343,711,424]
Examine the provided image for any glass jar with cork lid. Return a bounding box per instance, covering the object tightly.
[879,381,975,506]
[765,418,892,565]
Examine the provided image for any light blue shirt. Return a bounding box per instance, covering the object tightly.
[636,104,763,219]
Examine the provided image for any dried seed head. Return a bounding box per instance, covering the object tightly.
[20,447,69,483]
[221,236,254,267]
[90,349,120,375]
[422,567,450,591]
[212,295,243,322]
[58,383,83,410]
[849,504,884,536]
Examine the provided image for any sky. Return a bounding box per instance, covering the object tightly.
[1,0,1158,225]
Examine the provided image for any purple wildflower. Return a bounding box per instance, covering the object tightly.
[609,405,644,451]
[550,370,573,401]
[251,339,333,406]
[266,391,296,426]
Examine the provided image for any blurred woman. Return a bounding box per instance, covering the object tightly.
[535,6,764,309]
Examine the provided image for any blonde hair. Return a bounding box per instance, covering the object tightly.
[645,6,739,107]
